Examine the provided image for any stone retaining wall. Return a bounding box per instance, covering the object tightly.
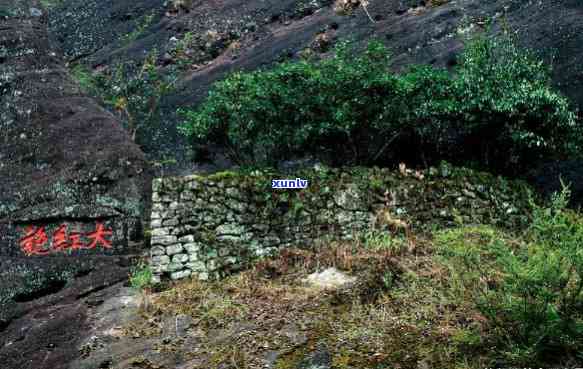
[149,164,534,282]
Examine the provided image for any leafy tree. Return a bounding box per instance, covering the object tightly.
[179,35,580,172]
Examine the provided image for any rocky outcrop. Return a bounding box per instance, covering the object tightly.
[46,0,583,169]
[0,0,151,341]
[0,0,150,256]
[0,255,134,369]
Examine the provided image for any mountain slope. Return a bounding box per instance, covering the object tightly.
[48,0,583,168]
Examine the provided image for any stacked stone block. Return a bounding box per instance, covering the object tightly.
[149,165,533,283]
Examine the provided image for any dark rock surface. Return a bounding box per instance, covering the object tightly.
[46,0,583,170]
[0,2,151,365]
[528,159,583,208]
[0,255,133,369]
[0,0,151,255]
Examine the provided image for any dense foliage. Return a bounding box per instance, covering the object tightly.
[437,185,583,365]
[179,35,580,172]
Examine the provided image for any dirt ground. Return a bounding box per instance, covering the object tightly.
[62,238,485,369]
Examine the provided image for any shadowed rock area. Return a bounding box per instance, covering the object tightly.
[0,0,150,252]
[0,256,135,369]
[0,1,151,362]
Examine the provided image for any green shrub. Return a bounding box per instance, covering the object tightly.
[179,34,580,172]
[121,13,156,46]
[129,261,154,290]
[437,186,583,365]
[361,229,407,255]
[180,40,399,165]
[71,64,99,95]
[448,35,580,168]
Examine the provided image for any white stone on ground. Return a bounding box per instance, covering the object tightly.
[302,267,357,290]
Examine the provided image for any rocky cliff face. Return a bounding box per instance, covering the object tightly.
[0,0,151,255]
[46,0,583,169]
[0,0,151,347]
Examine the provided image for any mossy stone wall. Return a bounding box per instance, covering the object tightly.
[149,164,534,282]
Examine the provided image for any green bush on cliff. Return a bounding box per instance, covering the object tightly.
[180,40,400,165]
[71,51,176,146]
[448,35,579,169]
[179,34,580,171]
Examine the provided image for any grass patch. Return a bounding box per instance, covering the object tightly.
[129,260,154,314]
[129,261,153,290]
[437,186,583,366]
[361,229,409,255]
[125,195,583,368]
[125,236,490,368]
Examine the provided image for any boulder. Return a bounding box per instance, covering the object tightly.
[0,0,151,257]
[0,0,151,340]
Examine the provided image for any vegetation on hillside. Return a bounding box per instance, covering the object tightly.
[128,186,582,368]
[179,34,580,173]
[71,51,176,146]
[438,185,583,364]
[59,10,582,367]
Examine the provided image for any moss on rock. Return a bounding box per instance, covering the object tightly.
[149,163,536,283]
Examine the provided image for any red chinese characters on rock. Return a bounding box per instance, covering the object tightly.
[19,222,114,256]
[19,226,50,256]
[86,223,113,249]
[52,224,70,252]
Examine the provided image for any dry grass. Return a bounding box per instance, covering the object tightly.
[123,232,494,368]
